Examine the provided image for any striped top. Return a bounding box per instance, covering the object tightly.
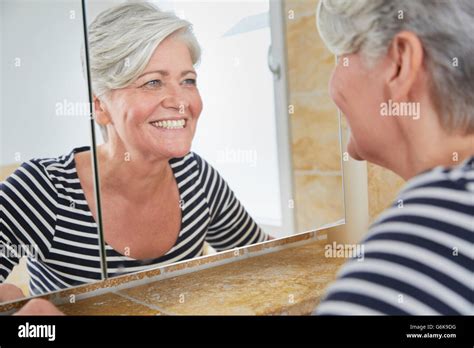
[0,146,268,296]
[315,156,474,315]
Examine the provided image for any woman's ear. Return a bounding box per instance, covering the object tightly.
[386,31,424,102]
[93,95,112,126]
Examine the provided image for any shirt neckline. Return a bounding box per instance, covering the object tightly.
[68,146,191,264]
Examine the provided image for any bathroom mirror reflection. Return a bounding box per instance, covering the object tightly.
[84,0,345,279]
[0,0,106,304]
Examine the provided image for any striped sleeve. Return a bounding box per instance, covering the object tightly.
[192,153,269,251]
[0,160,58,282]
[314,161,474,315]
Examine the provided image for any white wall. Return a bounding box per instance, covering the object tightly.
[1,0,91,166]
[153,0,285,230]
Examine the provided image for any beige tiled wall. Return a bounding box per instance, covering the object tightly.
[283,0,405,234]
[367,163,405,222]
[284,0,344,233]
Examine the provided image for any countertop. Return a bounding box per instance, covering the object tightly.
[57,239,345,315]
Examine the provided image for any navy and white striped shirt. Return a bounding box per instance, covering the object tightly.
[0,146,268,296]
[315,156,473,315]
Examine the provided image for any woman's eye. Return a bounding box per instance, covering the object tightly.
[183,78,197,86]
[144,79,162,88]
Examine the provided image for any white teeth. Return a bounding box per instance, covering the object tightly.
[151,119,186,129]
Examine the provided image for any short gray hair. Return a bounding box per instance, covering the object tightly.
[82,2,201,141]
[317,0,474,134]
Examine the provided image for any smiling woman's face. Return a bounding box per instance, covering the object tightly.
[100,35,203,160]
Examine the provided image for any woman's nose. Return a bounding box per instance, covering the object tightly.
[162,87,189,112]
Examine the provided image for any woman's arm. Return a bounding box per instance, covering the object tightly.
[1,162,65,315]
[0,182,23,283]
[193,153,272,251]
[206,187,272,251]
[0,160,57,284]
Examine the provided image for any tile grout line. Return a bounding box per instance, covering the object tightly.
[286,10,314,21]
[113,290,177,316]
[294,170,342,176]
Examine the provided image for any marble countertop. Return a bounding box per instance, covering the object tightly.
[57,239,345,315]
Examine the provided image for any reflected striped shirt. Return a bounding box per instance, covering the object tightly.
[315,156,474,315]
[0,146,268,296]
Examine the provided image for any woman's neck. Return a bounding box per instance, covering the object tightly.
[397,126,474,180]
[96,141,173,203]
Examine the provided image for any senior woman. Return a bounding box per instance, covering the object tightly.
[313,0,473,315]
[0,3,270,307]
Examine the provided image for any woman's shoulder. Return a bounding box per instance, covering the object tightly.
[170,151,216,175]
[170,152,228,196]
[400,156,474,194]
[316,158,473,315]
[366,156,473,249]
[26,147,83,175]
[1,146,87,193]
[373,156,474,224]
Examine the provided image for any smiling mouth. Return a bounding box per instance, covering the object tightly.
[150,119,187,130]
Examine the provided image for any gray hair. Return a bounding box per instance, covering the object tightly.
[82,2,201,141]
[317,0,474,134]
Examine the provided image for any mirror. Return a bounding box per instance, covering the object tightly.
[0,0,106,303]
[0,0,345,299]
[83,0,345,279]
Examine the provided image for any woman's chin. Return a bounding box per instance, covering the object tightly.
[158,145,192,159]
[170,148,191,158]
[146,125,193,158]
